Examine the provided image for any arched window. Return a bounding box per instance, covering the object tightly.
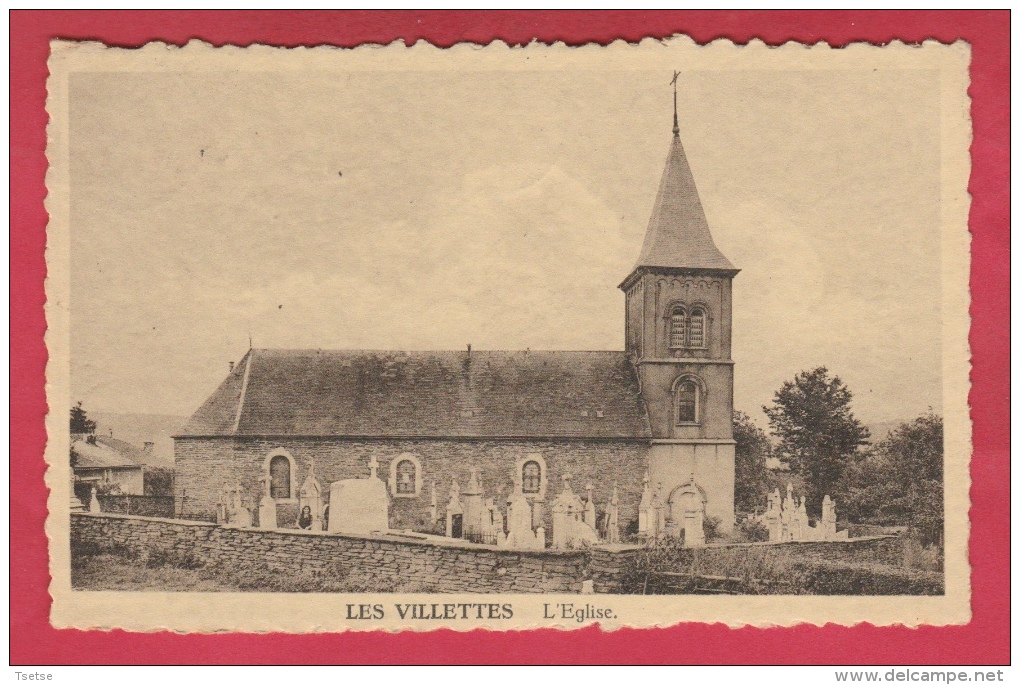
[269,455,291,499]
[395,459,416,495]
[669,307,687,349]
[522,461,542,494]
[389,453,421,498]
[675,379,700,424]
[689,308,706,348]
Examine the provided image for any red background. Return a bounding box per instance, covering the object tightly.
[10,11,1009,665]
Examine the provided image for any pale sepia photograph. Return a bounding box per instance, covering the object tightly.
[45,38,972,632]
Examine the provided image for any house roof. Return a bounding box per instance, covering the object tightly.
[178,349,651,439]
[627,133,736,275]
[72,436,147,470]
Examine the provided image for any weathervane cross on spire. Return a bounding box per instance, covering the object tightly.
[670,70,681,137]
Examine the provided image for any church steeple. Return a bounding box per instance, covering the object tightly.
[620,76,739,537]
[621,74,736,287]
[672,70,680,138]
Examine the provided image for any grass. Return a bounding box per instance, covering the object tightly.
[73,553,239,592]
[70,542,431,593]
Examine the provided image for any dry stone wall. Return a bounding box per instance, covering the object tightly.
[71,512,636,593]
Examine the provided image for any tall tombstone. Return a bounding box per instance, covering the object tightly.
[258,473,277,530]
[233,488,253,528]
[215,484,230,524]
[606,483,620,544]
[684,506,706,547]
[764,488,782,542]
[654,483,668,536]
[461,467,485,539]
[298,461,324,531]
[788,496,804,541]
[327,455,390,535]
[638,472,656,540]
[504,472,540,549]
[551,474,597,548]
[583,483,597,530]
[821,495,837,540]
[797,497,812,541]
[551,474,579,548]
[88,485,101,514]
[445,479,464,538]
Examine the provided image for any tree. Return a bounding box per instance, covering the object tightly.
[70,402,96,435]
[69,402,97,468]
[733,410,775,514]
[839,412,943,545]
[144,467,175,497]
[763,367,869,514]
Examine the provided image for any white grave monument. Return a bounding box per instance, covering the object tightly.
[445,479,464,538]
[605,484,620,543]
[88,486,101,513]
[258,474,277,530]
[328,455,389,535]
[638,472,657,539]
[501,472,544,550]
[551,474,599,549]
[298,461,324,531]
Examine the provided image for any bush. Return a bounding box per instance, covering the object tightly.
[703,515,724,542]
[145,545,202,570]
[735,518,770,543]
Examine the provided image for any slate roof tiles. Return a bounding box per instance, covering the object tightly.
[179,349,651,439]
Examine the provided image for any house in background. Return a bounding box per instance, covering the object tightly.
[72,434,151,496]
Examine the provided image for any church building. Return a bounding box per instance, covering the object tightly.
[174,96,739,538]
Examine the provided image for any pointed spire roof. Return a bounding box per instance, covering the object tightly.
[624,79,736,282]
[630,134,735,273]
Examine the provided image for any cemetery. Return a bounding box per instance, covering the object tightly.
[71,453,942,595]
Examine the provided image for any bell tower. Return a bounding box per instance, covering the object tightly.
[621,73,739,533]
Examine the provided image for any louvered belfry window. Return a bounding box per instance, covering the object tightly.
[395,459,416,495]
[269,455,291,499]
[676,381,698,423]
[689,309,705,348]
[522,461,541,494]
[669,308,687,348]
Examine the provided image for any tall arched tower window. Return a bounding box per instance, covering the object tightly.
[689,308,706,348]
[669,307,687,349]
[673,376,703,425]
[269,455,291,499]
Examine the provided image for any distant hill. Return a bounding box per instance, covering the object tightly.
[90,412,187,467]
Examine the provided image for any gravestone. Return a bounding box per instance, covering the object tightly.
[298,462,324,531]
[327,455,389,535]
[215,484,230,524]
[461,467,485,539]
[605,484,620,544]
[583,483,597,530]
[551,474,599,549]
[821,495,837,539]
[502,472,543,550]
[258,474,277,529]
[638,472,657,539]
[88,486,101,514]
[764,488,782,541]
[445,479,464,538]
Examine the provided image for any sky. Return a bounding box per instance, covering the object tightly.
[68,63,943,428]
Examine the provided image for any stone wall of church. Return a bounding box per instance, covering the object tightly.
[174,437,648,534]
